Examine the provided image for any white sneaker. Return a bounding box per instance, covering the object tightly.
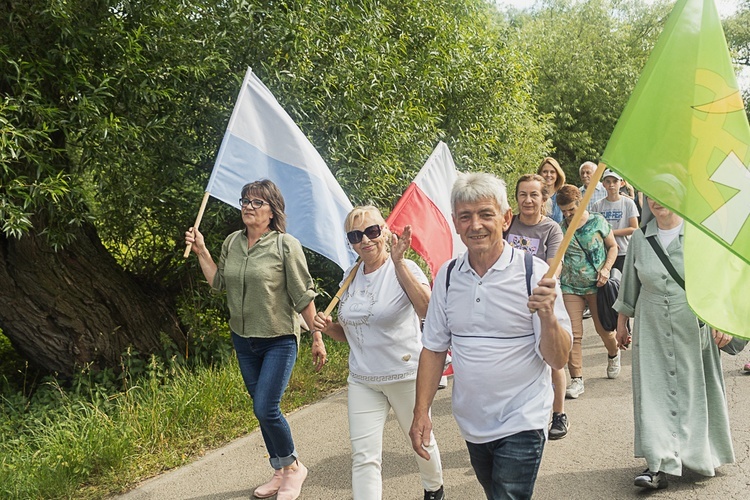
[438,375,448,389]
[607,351,621,379]
[565,377,584,399]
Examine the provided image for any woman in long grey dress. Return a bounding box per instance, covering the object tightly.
[613,198,734,490]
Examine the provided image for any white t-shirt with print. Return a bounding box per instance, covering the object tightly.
[591,196,639,256]
[338,257,428,384]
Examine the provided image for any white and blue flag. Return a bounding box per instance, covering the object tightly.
[206,68,356,270]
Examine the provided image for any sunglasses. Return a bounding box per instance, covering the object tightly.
[347,224,382,244]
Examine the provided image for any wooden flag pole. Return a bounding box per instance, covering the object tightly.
[184,191,211,259]
[322,261,361,317]
[542,162,607,279]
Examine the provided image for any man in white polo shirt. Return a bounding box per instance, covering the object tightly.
[410,172,572,500]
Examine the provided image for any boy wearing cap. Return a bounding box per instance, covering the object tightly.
[591,170,639,272]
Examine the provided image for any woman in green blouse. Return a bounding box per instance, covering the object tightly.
[185,179,325,500]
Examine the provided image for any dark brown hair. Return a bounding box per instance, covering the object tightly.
[241,179,287,232]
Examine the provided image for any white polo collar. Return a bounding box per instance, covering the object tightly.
[455,241,515,275]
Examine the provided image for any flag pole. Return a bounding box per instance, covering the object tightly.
[322,261,362,316]
[543,162,607,279]
[184,191,211,259]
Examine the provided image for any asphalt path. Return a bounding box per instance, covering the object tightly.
[116,320,750,500]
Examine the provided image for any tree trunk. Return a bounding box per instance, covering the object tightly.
[0,223,185,376]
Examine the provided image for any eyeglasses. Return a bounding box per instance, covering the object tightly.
[239,198,268,209]
[346,224,382,244]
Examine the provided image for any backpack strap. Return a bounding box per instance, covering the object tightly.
[640,228,700,326]
[524,250,533,296]
[502,214,516,240]
[642,229,685,289]
[445,251,533,297]
[445,258,457,293]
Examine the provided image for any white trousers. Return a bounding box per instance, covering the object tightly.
[348,379,443,500]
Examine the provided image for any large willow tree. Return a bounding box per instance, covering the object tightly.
[1,0,549,375]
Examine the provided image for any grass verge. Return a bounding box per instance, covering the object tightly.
[0,334,349,499]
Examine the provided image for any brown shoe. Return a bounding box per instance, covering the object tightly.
[277,461,308,500]
[253,468,283,499]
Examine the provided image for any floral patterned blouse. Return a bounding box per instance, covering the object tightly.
[560,212,611,295]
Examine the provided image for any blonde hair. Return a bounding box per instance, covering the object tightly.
[537,157,566,192]
[344,205,392,250]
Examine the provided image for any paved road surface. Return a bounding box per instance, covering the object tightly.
[117,321,750,499]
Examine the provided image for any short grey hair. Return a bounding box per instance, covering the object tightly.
[579,161,597,176]
[451,172,511,214]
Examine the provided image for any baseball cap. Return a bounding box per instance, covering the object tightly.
[602,169,623,181]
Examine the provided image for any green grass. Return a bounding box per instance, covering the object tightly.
[0,334,350,499]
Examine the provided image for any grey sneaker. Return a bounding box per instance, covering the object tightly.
[424,485,445,500]
[634,469,668,489]
[607,351,621,379]
[548,412,569,440]
[565,377,584,399]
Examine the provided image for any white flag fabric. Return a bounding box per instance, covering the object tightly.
[206,68,356,270]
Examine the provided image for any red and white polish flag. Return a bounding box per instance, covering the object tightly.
[386,141,466,279]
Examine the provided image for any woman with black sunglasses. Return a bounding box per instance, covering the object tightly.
[313,206,445,500]
[185,179,325,500]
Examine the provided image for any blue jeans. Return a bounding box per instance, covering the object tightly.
[466,429,546,500]
[232,333,298,469]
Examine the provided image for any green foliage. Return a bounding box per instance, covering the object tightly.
[2,0,549,277]
[250,0,549,210]
[0,0,245,273]
[725,0,750,68]
[510,0,670,175]
[724,0,750,121]
[2,1,550,365]
[176,287,235,366]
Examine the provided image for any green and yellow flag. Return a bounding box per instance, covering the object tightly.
[601,0,750,340]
